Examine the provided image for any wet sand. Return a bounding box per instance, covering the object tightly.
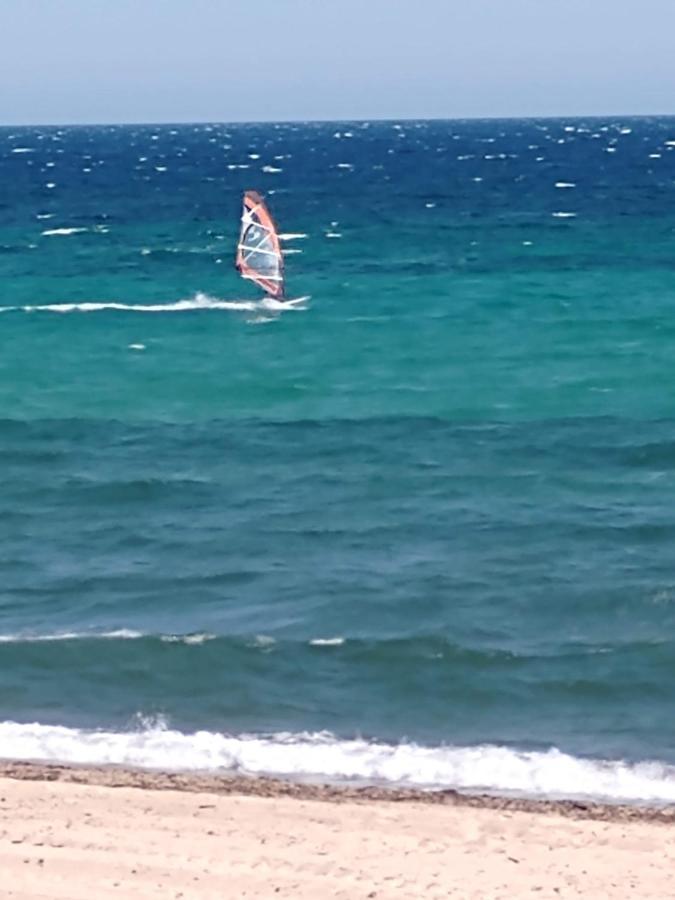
[1,762,673,898]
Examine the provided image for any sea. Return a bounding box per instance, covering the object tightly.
[2,117,675,804]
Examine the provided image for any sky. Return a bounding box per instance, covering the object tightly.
[1,0,674,125]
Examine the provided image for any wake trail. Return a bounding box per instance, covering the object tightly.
[0,292,309,315]
[0,293,258,314]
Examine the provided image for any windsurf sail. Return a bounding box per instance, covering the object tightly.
[236,190,285,299]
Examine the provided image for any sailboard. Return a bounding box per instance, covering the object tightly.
[236,190,305,306]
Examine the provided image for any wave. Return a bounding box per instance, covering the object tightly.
[0,631,341,650]
[0,629,146,644]
[0,629,669,667]
[1,719,675,803]
[0,630,214,645]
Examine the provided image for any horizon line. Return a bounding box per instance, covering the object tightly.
[1,111,674,130]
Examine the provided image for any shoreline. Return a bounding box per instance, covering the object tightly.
[2,759,674,824]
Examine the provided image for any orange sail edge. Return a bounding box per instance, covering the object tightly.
[235,190,286,300]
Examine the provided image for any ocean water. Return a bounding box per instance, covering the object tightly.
[2,117,675,803]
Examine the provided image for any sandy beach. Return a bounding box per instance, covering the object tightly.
[0,763,673,899]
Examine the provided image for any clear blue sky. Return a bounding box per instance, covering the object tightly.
[1,0,673,124]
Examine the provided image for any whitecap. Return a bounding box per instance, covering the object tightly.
[160,633,216,645]
[0,629,143,643]
[552,212,577,218]
[251,635,276,648]
[41,227,88,236]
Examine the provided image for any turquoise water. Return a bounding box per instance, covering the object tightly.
[2,118,675,801]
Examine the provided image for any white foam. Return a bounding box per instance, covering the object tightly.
[0,293,258,314]
[552,212,577,218]
[259,296,309,312]
[0,721,674,802]
[0,630,223,645]
[262,165,282,173]
[555,182,576,188]
[0,292,307,316]
[278,233,308,240]
[0,629,143,643]
[128,343,146,351]
[41,227,88,236]
[250,635,276,648]
[11,147,34,153]
[159,633,216,646]
[309,637,345,646]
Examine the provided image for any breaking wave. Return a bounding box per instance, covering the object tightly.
[1,719,675,803]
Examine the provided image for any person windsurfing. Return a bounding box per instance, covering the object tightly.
[235,190,287,302]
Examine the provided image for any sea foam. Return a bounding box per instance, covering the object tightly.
[1,720,674,803]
